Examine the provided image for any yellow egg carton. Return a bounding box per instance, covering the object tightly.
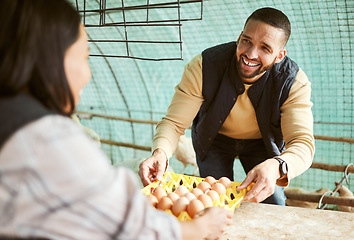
[142,172,253,221]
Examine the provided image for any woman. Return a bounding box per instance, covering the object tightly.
[0,1,232,239]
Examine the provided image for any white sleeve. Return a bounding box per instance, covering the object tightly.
[0,115,181,240]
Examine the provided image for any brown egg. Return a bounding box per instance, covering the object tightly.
[147,194,158,207]
[218,177,232,189]
[207,190,220,202]
[211,182,226,195]
[175,185,189,197]
[172,196,189,217]
[198,194,213,208]
[191,188,204,198]
[197,181,211,193]
[204,176,217,186]
[184,192,197,202]
[152,186,167,201]
[167,192,180,203]
[187,199,205,218]
[156,196,173,211]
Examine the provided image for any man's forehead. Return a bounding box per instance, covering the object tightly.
[242,19,286,48]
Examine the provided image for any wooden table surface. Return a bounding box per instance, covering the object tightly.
[222,202,354,240]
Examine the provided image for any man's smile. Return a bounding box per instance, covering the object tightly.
[242,56,260,68]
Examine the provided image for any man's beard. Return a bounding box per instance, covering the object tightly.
[236,55,276,80]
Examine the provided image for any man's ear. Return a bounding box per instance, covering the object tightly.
[275,48,286,63]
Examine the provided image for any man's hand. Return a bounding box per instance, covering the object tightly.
[236,158,280,203]
[138,148,168,187]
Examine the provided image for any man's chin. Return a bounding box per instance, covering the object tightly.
[238,69,267,83]
[239,71,259,80]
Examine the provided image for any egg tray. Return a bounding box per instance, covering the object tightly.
[142,172,253,221]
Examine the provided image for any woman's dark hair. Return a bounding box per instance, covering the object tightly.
[0,0,81,115]
[245,7,291,47]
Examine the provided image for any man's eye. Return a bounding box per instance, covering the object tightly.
[263,46,270,52]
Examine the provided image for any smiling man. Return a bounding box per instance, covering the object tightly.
[139,7,314,206]
[236,18,287,83]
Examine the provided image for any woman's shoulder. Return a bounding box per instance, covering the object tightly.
[1,114,87,158]
[25,114,84,141]
[0,114,112,178]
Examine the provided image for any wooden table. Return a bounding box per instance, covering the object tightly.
[222,202,354,240]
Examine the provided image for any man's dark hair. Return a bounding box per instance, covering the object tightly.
[0,0,81,115]
[245,7,291,46]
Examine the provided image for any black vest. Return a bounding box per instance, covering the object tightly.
[192,42,299,161]
[0,93,56,150]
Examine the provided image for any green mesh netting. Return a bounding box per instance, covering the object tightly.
[72,0,353,193]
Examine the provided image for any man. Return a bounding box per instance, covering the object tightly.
[139,7,314,205]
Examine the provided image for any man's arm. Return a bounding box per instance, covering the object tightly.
[139,54,204,186]
[237,68,315,202]
[277,68,315,185]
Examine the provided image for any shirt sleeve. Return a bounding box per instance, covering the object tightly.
[152,54,204,158]
[0,115,181,240]
[277,68,315,186]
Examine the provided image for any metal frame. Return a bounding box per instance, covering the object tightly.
[75,0,204,60]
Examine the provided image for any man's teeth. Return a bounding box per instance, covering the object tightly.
[243,57,258,66]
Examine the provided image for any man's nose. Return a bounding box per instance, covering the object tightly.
[245,45,258,60]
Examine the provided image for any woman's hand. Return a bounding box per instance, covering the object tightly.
[181,207,233,240]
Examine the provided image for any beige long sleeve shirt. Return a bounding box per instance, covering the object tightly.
[153,54,315,186]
